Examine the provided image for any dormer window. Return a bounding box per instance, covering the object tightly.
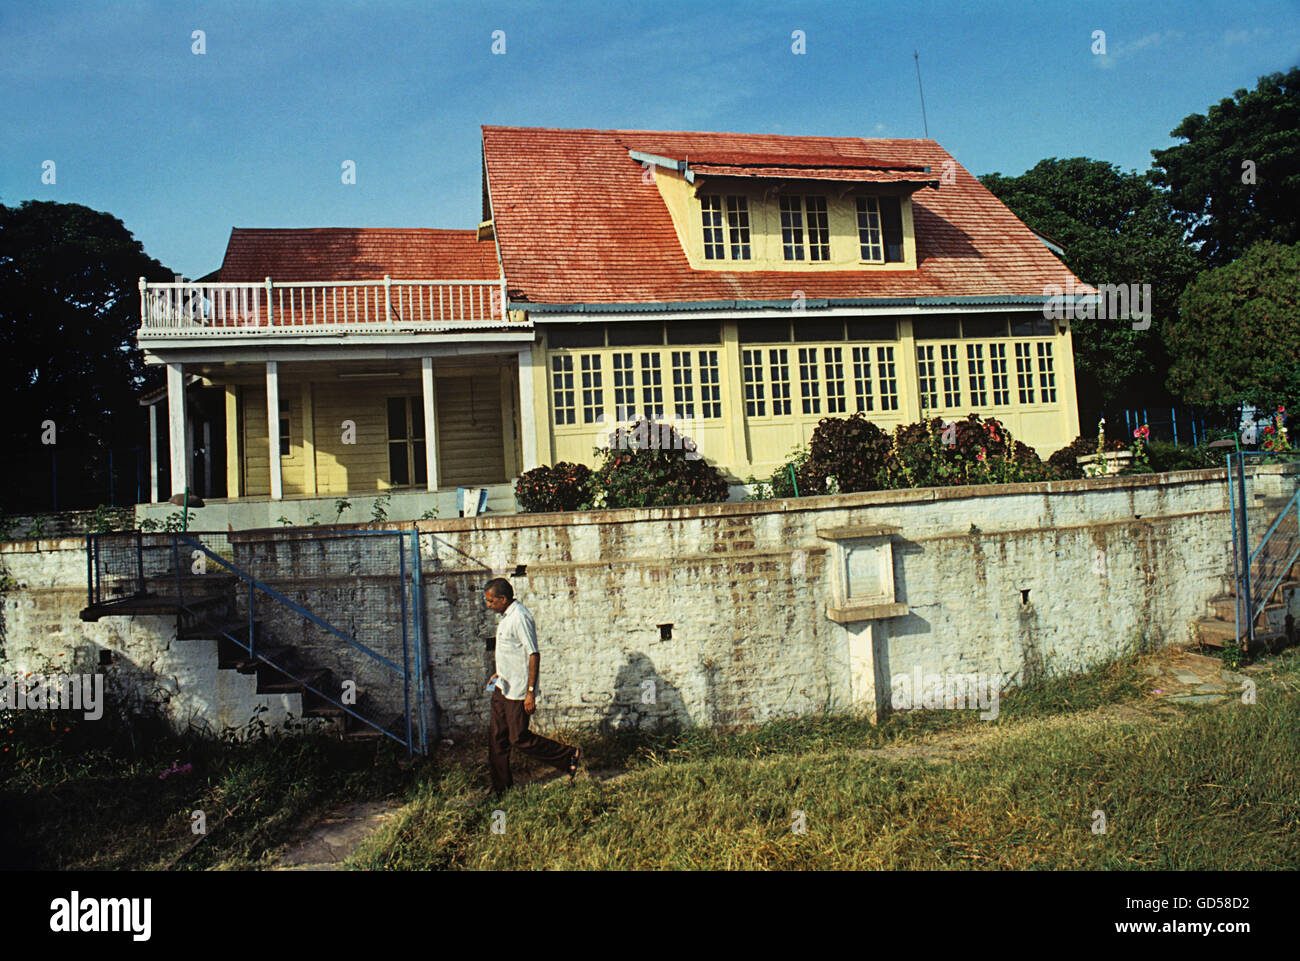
[701,195,751,260]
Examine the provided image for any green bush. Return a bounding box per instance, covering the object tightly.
[515,462,592,513]
[588,419,728,509]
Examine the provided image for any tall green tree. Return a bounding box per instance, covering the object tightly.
[0,200,171,450]
[1150,66,1300,267]
[1165,241,1300,409]
[981,158,1199,423]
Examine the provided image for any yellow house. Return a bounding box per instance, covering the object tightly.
[137,126,1088,521]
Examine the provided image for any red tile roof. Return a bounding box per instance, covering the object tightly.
[481,126,1092,306]
[215,228,499,282]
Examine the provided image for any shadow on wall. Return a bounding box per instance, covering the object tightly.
[600,652,691,734]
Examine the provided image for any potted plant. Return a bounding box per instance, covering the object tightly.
[1075,418,1132,477]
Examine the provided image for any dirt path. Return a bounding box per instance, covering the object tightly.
[270,800,405,871]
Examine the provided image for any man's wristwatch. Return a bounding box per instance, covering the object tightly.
[528,686,535,692]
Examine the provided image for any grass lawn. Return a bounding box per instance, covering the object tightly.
[3,648,1296,870]
[350,649,1300,870]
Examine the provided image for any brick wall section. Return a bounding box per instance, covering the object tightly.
[3,465,1296,739]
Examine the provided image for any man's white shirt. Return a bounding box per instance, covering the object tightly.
[494,599,539,700]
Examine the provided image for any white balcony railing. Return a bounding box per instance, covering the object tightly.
[139,276,512,335]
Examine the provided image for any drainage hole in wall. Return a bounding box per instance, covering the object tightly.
[1020,589,1031,606]
[99,650,115,666]
[658,624,673,641]
[514,564,527,577]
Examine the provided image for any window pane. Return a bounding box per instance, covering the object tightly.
[640,353,664,419]
[699,350,722,418]
[966,344,987,407]
[607,321,664,346]
[856,197,884,261]
[779,196,805,261]
[1009,316,1054,336]
[806,196,830,261]
[389,441,409,486]
[962,315,1009,338]
[1037,342,1057,402]
[852,346,874,412]
[412,440,427,485]
[824,346,846,413]
[726,195,751,260]
[742,348,766,417]
[876,346,899,411]
[551,355,576,425]
[793,318,845,342]
[613,352,637,420]
[409,398,424,438]
[671,351,695,420]
[916,344,938,410]
[1014,342,1035,404]
[701,195,725,260]
[547,324,605,349]
[739,319,792,344]
[990,342,1010,405]
[913,318,961,340]
[386,397,407,441]
[769,348,791,416]
[940,344,962,408]
[581,354,604,424]
[665,319,720,344]
[847,318,897,341]
[798,347,821,415]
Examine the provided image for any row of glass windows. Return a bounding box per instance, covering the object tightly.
[700,194,906,263]
[543,314,1059,351]
[549,340,1057,426]
[915,341,1057,410]
[551,350,723,426]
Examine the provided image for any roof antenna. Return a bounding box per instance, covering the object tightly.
[913,50,929,138]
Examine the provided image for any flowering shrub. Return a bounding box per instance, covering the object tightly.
[884,414,1049,487]
[515,462,592,513]
[1262,405,1292,453]
[798,412,893,493]
[1132,423,1152,471]
[586,419,728,509]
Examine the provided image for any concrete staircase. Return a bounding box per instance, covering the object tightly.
[175,598,408,744]
[1195,490,1300,654]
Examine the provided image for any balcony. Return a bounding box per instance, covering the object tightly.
[138,276,514,338]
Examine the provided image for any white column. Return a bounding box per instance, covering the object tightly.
[166,362,188,497]
[848,621,885,724]
[148,404,159,503]
[517,346,538,472]
[266,360,282,501]
[421,357,438,491]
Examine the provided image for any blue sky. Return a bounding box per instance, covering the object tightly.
[2,0,1297,276]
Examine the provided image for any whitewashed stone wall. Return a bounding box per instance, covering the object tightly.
[3,465,1293,740]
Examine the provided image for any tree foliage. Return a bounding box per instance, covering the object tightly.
[1165,241,1300,408]
[980,158,1198,422]
[1,201,171,448]
[1150,66,1300,267]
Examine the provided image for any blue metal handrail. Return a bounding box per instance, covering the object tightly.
[1227,451,1300,649]
[176,534,413,752]
[85,528,432,756]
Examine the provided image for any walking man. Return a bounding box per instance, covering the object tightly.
[484,578,580,793]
